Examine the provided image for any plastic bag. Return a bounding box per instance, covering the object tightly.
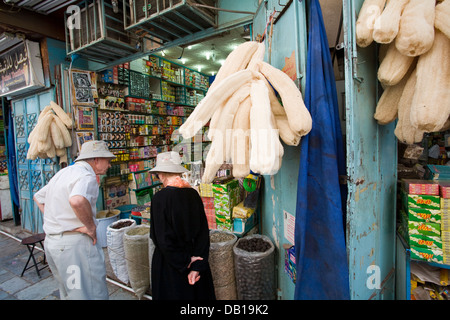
[106,219,136,284]
[123,225,150,299]
[148,235,155,294]
[209,230,238,300]
[233,234,275,300]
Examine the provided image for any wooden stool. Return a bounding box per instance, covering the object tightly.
[20,233,47,277]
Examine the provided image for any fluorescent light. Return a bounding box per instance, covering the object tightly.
[181,58,186,64]
[205,52,210,60]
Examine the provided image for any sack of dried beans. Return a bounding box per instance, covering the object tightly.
[233,234,275,300]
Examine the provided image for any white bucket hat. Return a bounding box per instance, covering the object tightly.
[150,151,188,173]
[75,140,116,162]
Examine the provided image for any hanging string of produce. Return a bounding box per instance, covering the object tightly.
[356,0,450,145]
[179,40,312,183]
[26,101,73,160]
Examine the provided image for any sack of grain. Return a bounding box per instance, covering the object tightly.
[123,225,150,299]
[233,234,275,300]
[209,230,238,299]
[106,219,136,284]
[148,235,155,294]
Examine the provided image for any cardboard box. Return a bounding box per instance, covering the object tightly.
[402,179,439,195]
[213,179,241,217]
[410,246,443,264]
[233,212,257,235]
[425,165,450,180]
[232,201,255,219]
[439,181,450,198]
[201,196,214,210]
[409,234,442,250]
[408,220,441,237]
[402,191,440,210]
[441,198,450,209]
[408,207,441,224]
[441,219,450,232]
[199,183,213,197]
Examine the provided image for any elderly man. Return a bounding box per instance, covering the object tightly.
[33,140,115,300]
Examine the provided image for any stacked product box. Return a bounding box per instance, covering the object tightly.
[440,181,450,264]
[232,201,257,235]
[201,196,216,230]
[424,164,450,180]
[212,179,241,231]
[200,183,215,229]
[400,179,443,264]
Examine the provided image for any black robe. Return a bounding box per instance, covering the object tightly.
[150,186,216,300]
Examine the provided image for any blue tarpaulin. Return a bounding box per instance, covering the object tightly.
[7,107,19,208]
[294,0,349,300]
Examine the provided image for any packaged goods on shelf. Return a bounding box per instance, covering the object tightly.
[402,179,439,195]
[408,220,441,238]
[202,197,216,230]
[212,179,241,231]
[408,207,442,224]
[425,165,450,180]
[402,190,440,210]
[410,246,444,264]
[439,181,450,199]
[409,234,443,250]
[233,212,257,235]
[199,183,213,197]
[232,201,255,219]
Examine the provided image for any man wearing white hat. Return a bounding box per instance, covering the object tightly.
[149,151,216,300]
[33,140,115,300]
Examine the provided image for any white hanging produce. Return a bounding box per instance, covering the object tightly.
[26,101,73,160]
[356,0,450,144]
[178,41,312,183]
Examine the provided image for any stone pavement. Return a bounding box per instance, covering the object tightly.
[0,220,150,300]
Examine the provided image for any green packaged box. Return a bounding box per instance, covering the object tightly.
[213,179,241,217]
[402,191,440,210]
[409,234,442,250]
[408,220,441,237]
[408,207,441,224]
[410,246,443,264]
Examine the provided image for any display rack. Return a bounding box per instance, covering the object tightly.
[96,53,210,207]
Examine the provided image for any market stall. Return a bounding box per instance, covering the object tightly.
[3,0,449,300]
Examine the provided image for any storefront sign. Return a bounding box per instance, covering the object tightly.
[0,40,45,97]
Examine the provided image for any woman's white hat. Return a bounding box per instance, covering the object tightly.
[75,140,116,162]
[150,151,188,173]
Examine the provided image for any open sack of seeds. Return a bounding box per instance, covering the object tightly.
[123,224,150,299]
[209,230,238,300]
[233,234,275,300]
[106,219,136,284]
